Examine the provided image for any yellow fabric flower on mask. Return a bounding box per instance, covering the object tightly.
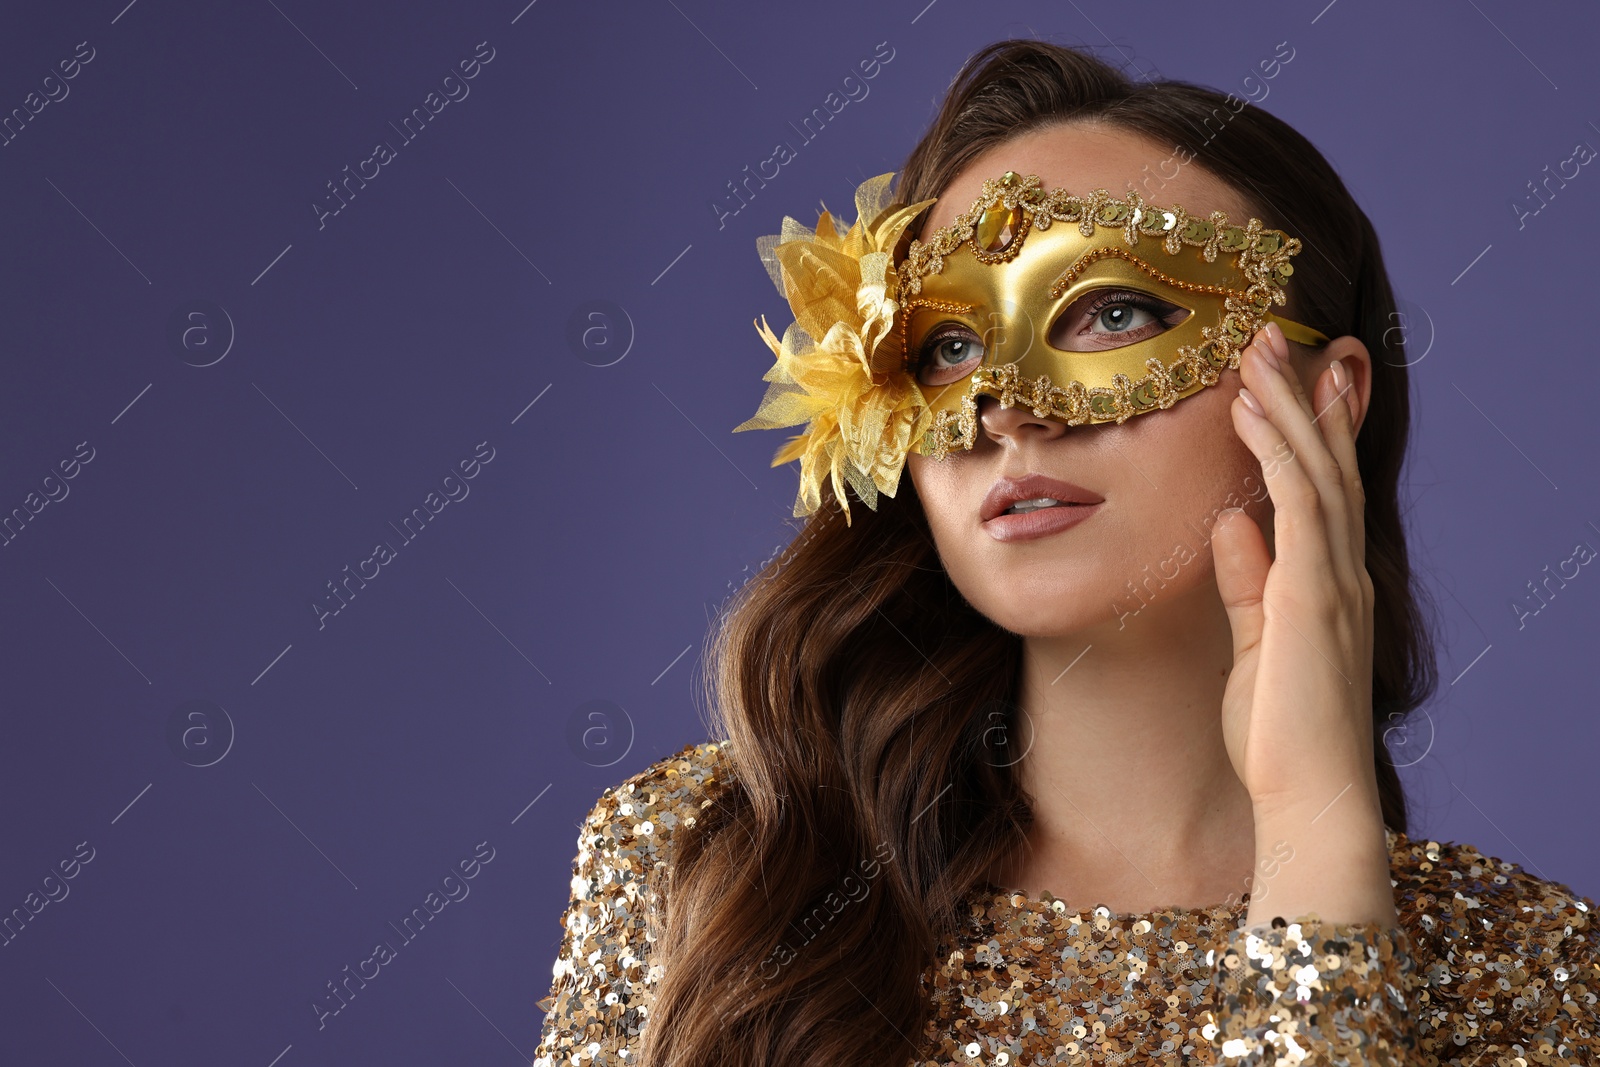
[733,173,940,525]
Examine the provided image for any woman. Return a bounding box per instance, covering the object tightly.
[532,40,1597,1067]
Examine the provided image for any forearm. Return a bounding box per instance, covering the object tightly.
[1244,774,1396,930]
[1208,776,1419,1065]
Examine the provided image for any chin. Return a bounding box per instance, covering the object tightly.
[958,570,1119,639]
[958,539,1219,639]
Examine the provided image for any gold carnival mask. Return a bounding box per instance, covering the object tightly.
[900,169,1329,459]
[734,170,1330,523]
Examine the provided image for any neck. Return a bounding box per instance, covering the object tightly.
[992,577,1259,913]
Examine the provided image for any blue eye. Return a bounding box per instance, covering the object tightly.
[916,327,986,386]
[1050,288,1190,351]
[1094,302,1155,333]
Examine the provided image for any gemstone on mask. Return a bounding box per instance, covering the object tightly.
[890,173,1332,462]
[974,201,1023,254]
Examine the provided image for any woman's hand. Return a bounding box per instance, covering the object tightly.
[1210,320,1396,929]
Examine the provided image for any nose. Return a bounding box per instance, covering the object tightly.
[975,392,1070,447]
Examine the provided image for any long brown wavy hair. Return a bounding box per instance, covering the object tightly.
[641,38,1440,1067]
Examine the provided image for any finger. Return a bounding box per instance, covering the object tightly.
[1262,324,1319,424]
[1267,326,1364,583]
[1234,372,1370,700]
[1240,329,1352,580]
[1210,504,1271,664]
[1235,348,1337,579]
[1309,357,1367,573]
[1260,327,1350,520]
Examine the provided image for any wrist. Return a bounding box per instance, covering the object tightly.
[1250,790,1390,878]
[1249,764,1385,831]
[1245,778,1396,928]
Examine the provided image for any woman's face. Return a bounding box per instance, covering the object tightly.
[905,121,1276,638]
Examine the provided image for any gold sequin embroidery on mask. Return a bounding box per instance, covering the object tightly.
[898,172,1326,461]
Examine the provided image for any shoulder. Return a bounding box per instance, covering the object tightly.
[1385,827,1600,1057]
[1386,826,1596,952]
[534,739,735,1023]
[569,738,737,881]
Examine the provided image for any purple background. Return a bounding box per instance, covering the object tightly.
[1,0,1594,1062]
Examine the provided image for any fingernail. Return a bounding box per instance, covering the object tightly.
[1329,359,1345,390]
[1238,386,1265,417]
[1264,321,1289,363]
[1249,340,1278,376]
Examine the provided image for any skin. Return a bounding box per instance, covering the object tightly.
[905,121,1394,930]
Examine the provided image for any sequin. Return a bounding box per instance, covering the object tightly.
[532,741,1600,1066]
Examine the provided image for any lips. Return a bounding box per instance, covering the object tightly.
[979,473,1105,523]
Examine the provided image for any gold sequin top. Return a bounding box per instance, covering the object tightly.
[533,741,1599,1065]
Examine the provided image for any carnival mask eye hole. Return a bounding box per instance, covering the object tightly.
[1047,287,1192,352]
[915,325,987,387]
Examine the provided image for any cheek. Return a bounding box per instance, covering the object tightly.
[904,450,998,581]
[906,448,964,497]
[904,386,1270,635]
[1117,388,1270,554]
[905,451,967,538]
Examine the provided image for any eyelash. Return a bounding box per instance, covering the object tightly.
[1081,289,1179,328]
[920,326,979,362]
